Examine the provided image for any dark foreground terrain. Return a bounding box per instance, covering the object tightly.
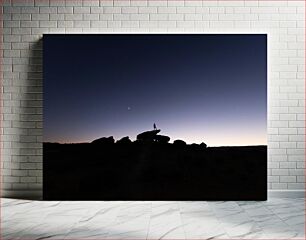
[44,140,267,200]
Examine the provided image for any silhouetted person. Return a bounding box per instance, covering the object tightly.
[153,123,157,130]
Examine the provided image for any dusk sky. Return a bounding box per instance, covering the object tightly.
[43,34,267,146]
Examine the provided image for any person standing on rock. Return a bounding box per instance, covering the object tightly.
[154,123,157,130]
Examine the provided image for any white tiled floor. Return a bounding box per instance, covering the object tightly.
[2,197,305,239]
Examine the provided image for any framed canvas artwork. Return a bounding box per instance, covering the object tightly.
[43,34,267,200]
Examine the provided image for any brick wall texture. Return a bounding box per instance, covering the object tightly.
[1,0,305,197]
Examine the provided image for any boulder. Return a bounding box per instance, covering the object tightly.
[116,136,132,144]
[155,135,170,143]
[200,142,207,148]
[173,139,187,146]
[137,129,160,142]
[91,136,114,145]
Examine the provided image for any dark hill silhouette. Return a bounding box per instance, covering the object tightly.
[44,128,267,200]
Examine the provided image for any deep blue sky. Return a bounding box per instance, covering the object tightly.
[43,34,267,146]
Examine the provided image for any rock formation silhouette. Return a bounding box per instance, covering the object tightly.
[200,142,207,148]
[136,129,171,143]
[91,136,114,145]
[44,126,267,200]
[136,129,161,142]
[116,136,132,144]
[90,127,207,148]
[173,139,187,146]
[155,135,170,143]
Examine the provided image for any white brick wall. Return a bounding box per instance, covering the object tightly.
[1,0,305,197]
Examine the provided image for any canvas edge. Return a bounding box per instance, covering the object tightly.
[1,190,304,200]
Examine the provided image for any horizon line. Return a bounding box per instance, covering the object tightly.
[43,141,267,147]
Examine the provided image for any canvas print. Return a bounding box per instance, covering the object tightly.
[43,34,267,200]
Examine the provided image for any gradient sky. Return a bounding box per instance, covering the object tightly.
[43,34,267,146]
